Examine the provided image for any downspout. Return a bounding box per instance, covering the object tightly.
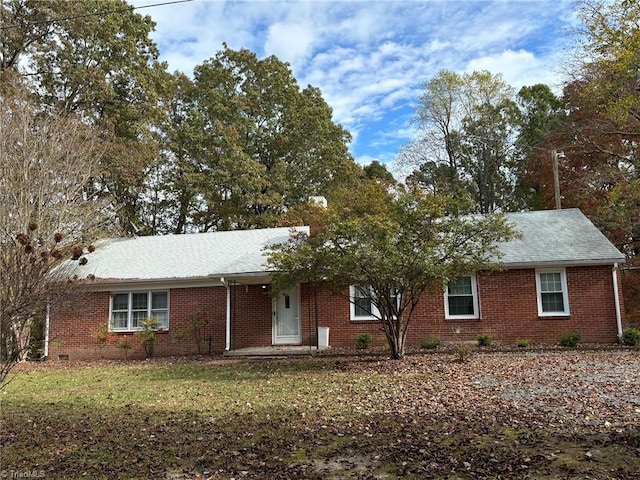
[44,301,50,360]
[314,283,319,349]
[221,277,231,351]
[612,263,623,341]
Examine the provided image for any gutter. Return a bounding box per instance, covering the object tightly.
[503,258,626,269]
[612,263,623,341]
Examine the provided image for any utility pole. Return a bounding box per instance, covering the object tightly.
[551,149,564,210]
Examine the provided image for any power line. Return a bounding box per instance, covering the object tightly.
[0,0,194,31]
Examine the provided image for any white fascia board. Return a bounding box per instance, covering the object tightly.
[503,258,624,269]
[77,271,275,291]
[78,277,226,291]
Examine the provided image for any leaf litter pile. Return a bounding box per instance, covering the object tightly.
[1,350,639,479]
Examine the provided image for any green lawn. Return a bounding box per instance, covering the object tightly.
[1,351,639,479]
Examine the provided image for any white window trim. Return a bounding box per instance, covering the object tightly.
[109,290,170,332]
[444,275,480,320]
[350,285,380,321]
[349,285,401,321]
[536,268,570,317]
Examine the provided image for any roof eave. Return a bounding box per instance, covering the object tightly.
[75,271,274,290]
[503,258,625,269]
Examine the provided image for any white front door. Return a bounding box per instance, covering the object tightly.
[273,287,301,344]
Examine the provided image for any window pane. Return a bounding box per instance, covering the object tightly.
[111,311,128,329]
[448,296,474,315]
[542,292,565,312]
[112,293,129,311]
[151,292,167,309]
[152,311,168,328]
[132,310,147,328]
[540,272,562,292]
[448,277,472,296]
[353,286,372,317]
[355,297,372,317]
[132,292,148,310]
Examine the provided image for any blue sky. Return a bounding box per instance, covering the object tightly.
[133,0,578,170]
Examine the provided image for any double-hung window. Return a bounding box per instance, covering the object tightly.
[445,275,479,319]
[350,285,399,321]
[536,269,569,316]
[110,291,169,331]
[350,285,378,320]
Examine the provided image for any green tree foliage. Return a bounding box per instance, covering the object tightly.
[401,70,520,213]
[457,71,521,213]
[156,47,359,232]
[513,84,566,209]
[267,183,517,359]
[364,160,396,185]
[1,0,168,235]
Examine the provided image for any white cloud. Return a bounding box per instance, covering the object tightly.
[264,21,316,66]
[465,49,565,92]
[133,0,578,164]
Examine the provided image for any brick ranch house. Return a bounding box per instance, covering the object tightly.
[47,208,626,360]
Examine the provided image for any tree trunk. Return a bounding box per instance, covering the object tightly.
[385,329,405,360]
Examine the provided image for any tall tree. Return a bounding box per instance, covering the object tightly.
[567,0,640,322]
[457,71,520,213]
[0,84,104,383]
[400,70,520,213]
[268,183,516,359]
[1,0,169,235]
[161,46,359,232]
[513,84,566,210]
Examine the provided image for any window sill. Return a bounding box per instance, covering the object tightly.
[445,316,480,321]
[110,328,170,334]
[538,314,570,319]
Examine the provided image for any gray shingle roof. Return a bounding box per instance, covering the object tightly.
[69,209,623,285]
[72,226,309,283]
[499,208,624,266]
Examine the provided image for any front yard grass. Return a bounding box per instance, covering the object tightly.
[1,351,639,479]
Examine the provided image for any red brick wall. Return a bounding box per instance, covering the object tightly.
[229,283,272,349]
[49,265,625,359]
[306,266,625,349]
[49,287,228,360]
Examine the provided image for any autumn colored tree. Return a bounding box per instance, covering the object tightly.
[1,0,169,235]
[517,0,640,322]
[512,84,567,210]
[267,183,516,359]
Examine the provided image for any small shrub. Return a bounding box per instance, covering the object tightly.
[421,336,440,350]
[621,326,640,346]
[477,334,492,347]
[516,339,530,348]
[93,322,112,358]
[117,339,132,360]
[558,330,581,348]
[356,333,372,349]
[452,343,474,363]
[137,318,161,358]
